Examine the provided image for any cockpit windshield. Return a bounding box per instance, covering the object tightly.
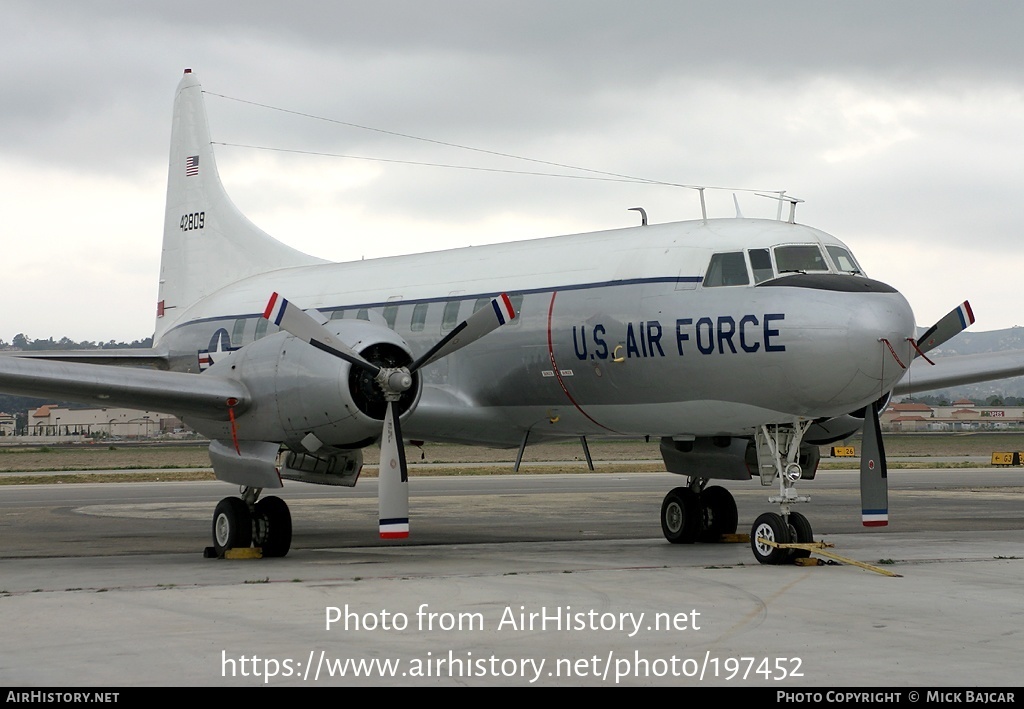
[701,242,866,287]
[774,245,829,274]
[825,245,863,274]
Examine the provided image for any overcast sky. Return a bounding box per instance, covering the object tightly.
[2,1,1022,342]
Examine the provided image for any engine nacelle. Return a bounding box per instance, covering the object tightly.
[804,392,893,445]
[186,320,420,449]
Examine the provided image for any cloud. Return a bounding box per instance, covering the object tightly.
[1,1,1022,339]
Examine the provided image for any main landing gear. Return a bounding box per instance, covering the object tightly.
[659,423,820,565]
[660,482,739,544]
[211,487,293,558]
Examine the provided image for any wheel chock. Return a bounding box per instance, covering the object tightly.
[223,547,263,560]
[793,557,821,567]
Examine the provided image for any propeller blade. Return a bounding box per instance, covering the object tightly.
[410,293,516,372]
[378,401,409,539]
[914,301,974,357]
[263,292,380,375]
[264,291,516,542]
[860,399,888,527]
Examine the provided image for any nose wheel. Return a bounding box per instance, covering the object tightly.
[749,511,814,564]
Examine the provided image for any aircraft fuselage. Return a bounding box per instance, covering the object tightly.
[157,217,916,447]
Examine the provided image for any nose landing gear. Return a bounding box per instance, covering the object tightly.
[749,422,817,564]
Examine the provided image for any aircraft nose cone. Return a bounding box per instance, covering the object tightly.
[846,289,917,392]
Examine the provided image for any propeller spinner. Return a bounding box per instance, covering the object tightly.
[264,292,516,538]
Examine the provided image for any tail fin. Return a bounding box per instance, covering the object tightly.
[156,69,325,341]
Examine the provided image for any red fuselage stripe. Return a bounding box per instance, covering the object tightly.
[546,291,616,433]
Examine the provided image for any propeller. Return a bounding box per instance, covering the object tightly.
[264,292,516,538]
[860,398,888,527]
[911,301,974,360]
[860,300,975,527]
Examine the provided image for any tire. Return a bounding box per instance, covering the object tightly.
[750,512,791,565]
[661,487,700,544]
[213,497,252,555]
[699,485,738,543]
[787,511,813,559]
[255,496,292,558]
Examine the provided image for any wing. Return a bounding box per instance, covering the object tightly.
[7,349,170,369]
[0,355,249,421]
[893,349,1024,396]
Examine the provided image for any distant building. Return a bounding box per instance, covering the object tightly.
[0,412,15,436]
[884,400,1024,431]
[25,405,183,439]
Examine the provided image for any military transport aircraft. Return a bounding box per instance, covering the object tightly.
[3,69,1022,564]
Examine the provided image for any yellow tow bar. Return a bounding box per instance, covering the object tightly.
[756,537,902,577]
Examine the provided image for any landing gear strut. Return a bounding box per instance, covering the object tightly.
[211,487,293,558]
[748,422,816,565]
[660,481,738,544]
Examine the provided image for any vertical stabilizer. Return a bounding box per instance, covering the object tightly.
[156,69,326,341]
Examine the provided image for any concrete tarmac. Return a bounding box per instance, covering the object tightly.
[1,470,1022,687]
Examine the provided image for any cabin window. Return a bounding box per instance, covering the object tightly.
[748,248,774,283]
[826,245,863,274]
[254,317,268,340]
[356,308,370,321]
[703,252,750,287]
[473,298,491,313]
[410,303,428,332]
[231,318,247,345]
[442,301,461,330]
[329,310,345,320]
[775,245,829,274]
[383,305,399,329]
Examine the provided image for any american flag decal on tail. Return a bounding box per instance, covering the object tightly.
[185,155,199,176]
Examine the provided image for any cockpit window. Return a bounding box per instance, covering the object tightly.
[826,245,863,274]
[774,245,829,274]
[748,248,774,283]
[704,252,750,287]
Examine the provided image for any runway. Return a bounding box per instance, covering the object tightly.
[1,469,1022,687]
